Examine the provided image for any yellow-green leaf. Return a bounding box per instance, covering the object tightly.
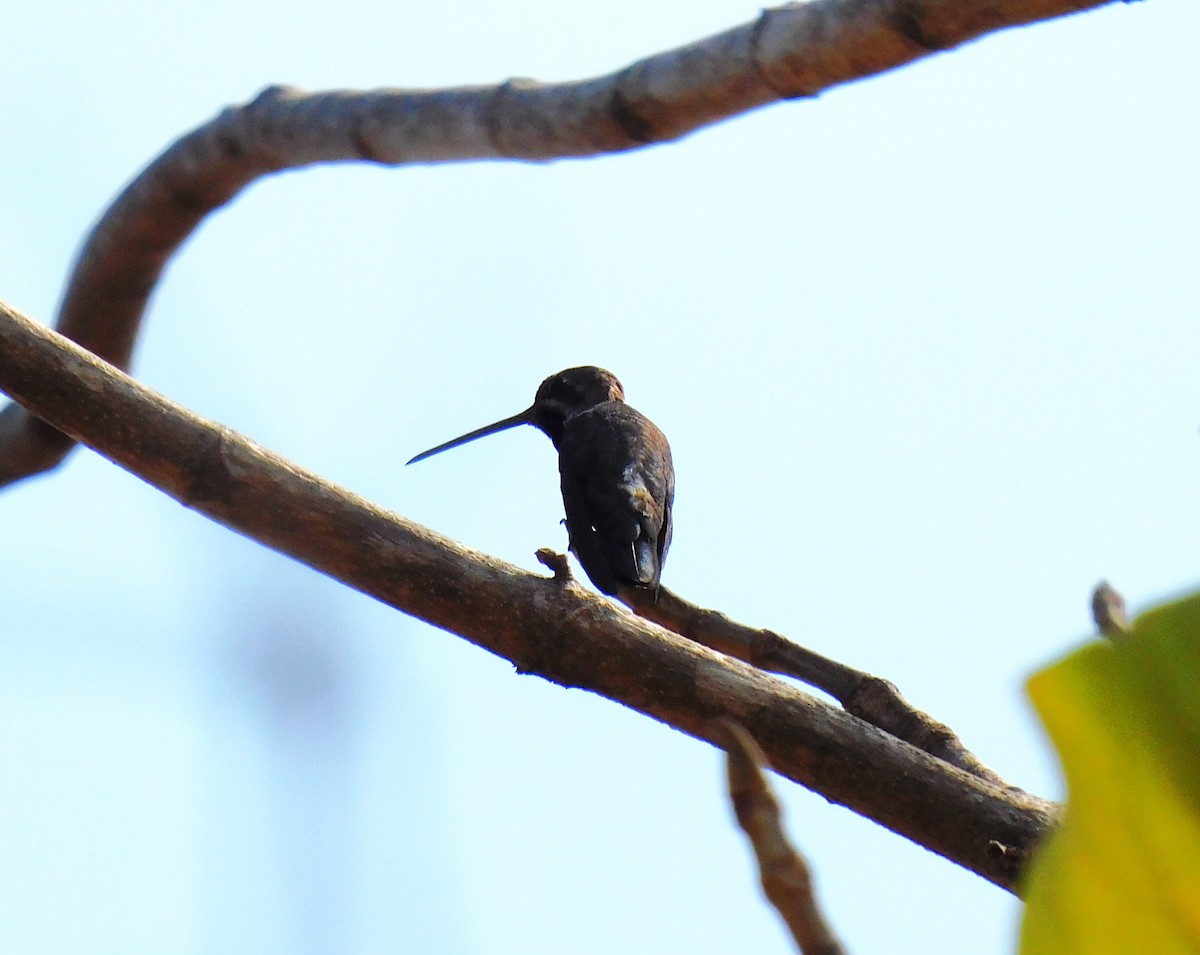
[1020,592,1200,953]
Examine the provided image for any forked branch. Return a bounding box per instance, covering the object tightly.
[623,587,1008,786]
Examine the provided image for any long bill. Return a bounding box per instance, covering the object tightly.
[406,408,535,466]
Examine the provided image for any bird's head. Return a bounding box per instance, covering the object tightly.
[529,366,624,444]
[406,366,625,464]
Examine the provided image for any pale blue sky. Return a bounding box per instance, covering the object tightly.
[2,1,1198,953]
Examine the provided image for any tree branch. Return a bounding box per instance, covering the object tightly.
[623,587,1008,787]
[718,719,847,955]
[0,0,1118,487]
[1091,580,1130,640]
[0,296,1058,892]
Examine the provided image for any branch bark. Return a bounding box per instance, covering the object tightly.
[0,0,1117,487]
[0,296,1058,892]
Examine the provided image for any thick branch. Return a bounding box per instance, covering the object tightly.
[0,297,1057,891]
[0,0,1117,486]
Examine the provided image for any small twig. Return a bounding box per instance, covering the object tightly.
[621,586,1007,787]
[1091,580,1130,640]
[535,547,573,583]
[716,719,847,955]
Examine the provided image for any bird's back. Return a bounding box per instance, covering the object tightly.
[556,402,674,595]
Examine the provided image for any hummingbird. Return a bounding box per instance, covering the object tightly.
[407,366,674,596]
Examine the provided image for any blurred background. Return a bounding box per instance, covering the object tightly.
[1,1,1197,952]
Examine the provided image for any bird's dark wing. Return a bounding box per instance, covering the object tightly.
[557,403,674,595]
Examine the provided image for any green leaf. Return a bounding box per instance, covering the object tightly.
[1020,592,1200,953]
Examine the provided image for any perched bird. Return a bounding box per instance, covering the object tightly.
[407,366,674,596]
